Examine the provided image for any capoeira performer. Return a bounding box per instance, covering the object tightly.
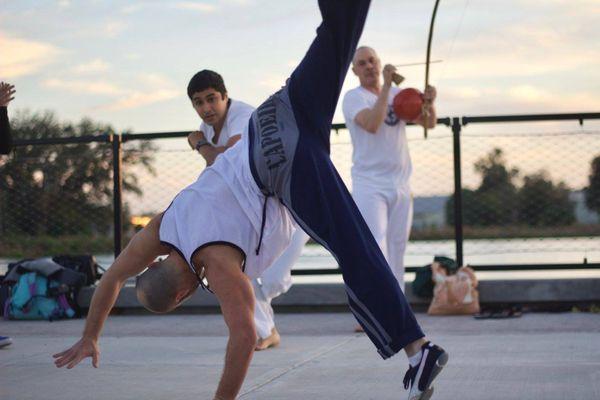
[343,47,437,293]
[54,2,448,399]
[185,69,310,350]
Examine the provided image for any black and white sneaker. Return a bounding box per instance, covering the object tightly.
[0,335,12,349]
[403,342,448,400]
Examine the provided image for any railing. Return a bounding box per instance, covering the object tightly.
[5,112,600,275]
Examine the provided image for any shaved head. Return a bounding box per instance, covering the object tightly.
[351,46,382,89]
[352,46,378,66]
[136,254,198,313]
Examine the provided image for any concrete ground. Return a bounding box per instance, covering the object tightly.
[1,312,599,400]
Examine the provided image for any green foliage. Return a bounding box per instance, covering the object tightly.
[585,155,600,214]
[446,148,575,228]
[474,148,519,194]
[518,172,575,226]
[0,110,156,237]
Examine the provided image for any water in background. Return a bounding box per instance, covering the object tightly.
[2,237,598,284]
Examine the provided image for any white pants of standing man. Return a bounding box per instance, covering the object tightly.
[352,183,413,292]
[252,229,310,339]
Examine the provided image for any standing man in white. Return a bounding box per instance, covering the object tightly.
[186,70,308,350]
[342,47,437,293]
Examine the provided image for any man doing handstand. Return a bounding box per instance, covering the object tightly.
[54,2,448,399]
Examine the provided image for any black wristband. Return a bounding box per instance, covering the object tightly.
[195,138,211,151]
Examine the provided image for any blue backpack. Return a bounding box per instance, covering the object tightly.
[4,272,76,321]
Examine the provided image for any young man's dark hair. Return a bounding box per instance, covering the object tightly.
[187,69,227,99]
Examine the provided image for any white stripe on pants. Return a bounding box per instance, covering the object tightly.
[253,229,310,339]
[352,184,413,291]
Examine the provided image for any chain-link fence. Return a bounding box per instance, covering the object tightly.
[456,118,600,266]
[0,139,117,259]
[2,113,600,273]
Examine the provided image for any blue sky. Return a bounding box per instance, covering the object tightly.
[2,0,599,133]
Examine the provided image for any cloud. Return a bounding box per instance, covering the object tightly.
[174,2,217,13]
[58,0,71,8]
[0,33,62,79]
[41,72,180,111]
[507,85,549,103]
[137,73,173,88]
[102,73,180,111]
[43,78,123,95]
[258,75,286,91]
[123,0,251,14]
[120,4,144,14]
[506,85,600,110]
[101,89,179,111]
[432,26,599,81]
[221,0,253,5]
[71,59,111,74]
[515,0,600,14]
[447,86,483,99]
[41,69,180,111]
[440,83,600,114]
[103,21,127,38]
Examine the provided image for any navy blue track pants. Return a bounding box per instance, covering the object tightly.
[249,0,424,359]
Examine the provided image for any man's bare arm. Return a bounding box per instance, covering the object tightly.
[200,246,256,400]
[188,131,241,166]
[53,215,169,369]
[354,64,397,134]
[354,86,390,133]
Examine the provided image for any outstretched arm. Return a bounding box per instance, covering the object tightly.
[0,82,16,155]
[198,245,256,400]
[53,214,170,369]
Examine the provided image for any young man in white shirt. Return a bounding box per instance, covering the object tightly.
[53,2,448,400]
[186,70,309,350]
[342,47,437,293]
[186,69,253,165]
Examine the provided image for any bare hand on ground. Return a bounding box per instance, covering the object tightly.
[53,337,100,369]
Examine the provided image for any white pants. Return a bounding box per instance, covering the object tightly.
[253,229,310,339]
[352,183,413,291]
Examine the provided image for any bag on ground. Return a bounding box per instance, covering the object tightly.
[427,263,480,316]
[2,258,85,320]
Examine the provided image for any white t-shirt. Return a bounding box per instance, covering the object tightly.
[200,99,255,146]
[159,132,296,279]
[342,86,412,189]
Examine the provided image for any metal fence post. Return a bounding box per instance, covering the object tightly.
[452,117,464,266]
[111,134,123,257]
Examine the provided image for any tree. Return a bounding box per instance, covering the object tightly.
[472,148,519,226]
[474,148,520,194]
[0,111,156,236]
[585,155,600,215]
[445,188,485,226]
[446,148,520,227]
[517,171,575,226]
